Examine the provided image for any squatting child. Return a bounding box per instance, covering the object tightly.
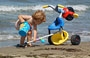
[15,10,46,47]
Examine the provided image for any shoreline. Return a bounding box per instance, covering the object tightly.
[0,34,90,48]
[0,42,90,58]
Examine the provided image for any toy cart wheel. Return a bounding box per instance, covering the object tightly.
[48,36,54,45]
[71,35,81,45]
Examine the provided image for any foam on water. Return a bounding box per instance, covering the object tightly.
[66,5,89,11]
[0,4,89,13]
[0,35,20,41]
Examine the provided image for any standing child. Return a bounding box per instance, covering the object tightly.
[15,10,46,47]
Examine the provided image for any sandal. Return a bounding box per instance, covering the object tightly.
[16,44,25,47]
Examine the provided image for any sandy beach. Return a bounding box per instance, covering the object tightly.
[0,42,90,58]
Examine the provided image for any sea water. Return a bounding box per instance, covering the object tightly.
[0,0,90,47]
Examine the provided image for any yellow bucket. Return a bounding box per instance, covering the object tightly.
[51,30,69,45]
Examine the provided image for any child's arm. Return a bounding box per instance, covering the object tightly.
[15,20,20,30]
[18,15,32,22]
[33,24,37,42]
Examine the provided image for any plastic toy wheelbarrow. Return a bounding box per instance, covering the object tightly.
[43,4,81,45]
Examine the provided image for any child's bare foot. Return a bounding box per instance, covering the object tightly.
[26,43,32,47]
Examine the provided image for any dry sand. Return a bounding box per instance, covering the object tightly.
[0,42,90,58]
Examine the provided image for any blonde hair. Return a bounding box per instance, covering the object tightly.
[32,10,46,22]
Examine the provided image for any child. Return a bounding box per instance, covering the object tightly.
[15,10,46,47]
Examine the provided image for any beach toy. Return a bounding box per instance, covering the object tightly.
[58,4,79,21]
[71,35,81,45]
[37,34,53,43]
[73,13,79,18]
[58,4,65,8]
[48,17,64,30]
[42,5,49,8]
[26,34,53,44]
[40,38,45,43]
[19,21,30,36]
[48,30,69,45]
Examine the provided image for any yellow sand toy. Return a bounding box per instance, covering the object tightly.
[48,30,69,45]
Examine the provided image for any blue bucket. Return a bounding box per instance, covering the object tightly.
[19,21,30,36]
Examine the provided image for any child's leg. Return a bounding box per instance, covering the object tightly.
[27,30,32,46]
[20,36,26,45]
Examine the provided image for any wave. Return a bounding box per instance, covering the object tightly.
[0,35,20,41]
[0,5,45,12]
[0,4,89,12]
[66,5,89,11]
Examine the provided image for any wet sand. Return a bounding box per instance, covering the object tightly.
[0,42,90,58]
